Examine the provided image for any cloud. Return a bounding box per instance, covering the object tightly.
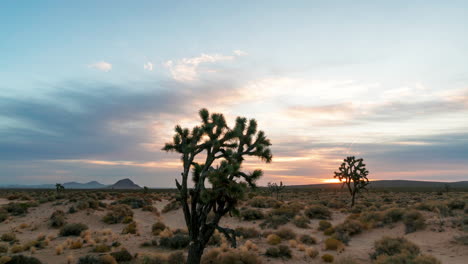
[88,61,112,72]
[143,62,153,71]
[164,53,235,82]
[233,49,248,56]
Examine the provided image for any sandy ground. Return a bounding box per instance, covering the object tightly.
[0,198,466,264]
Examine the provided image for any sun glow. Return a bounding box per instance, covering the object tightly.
[322,179,342,183]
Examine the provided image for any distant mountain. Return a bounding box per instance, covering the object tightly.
[288,180,468,191]
[107,178,142,190]
[63,181,107,189]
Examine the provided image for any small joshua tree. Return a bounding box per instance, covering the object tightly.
[55,183,65,194]
[268,181,286,200]
[334,156,369,207]
[143,186,149,194]
[162,108,272,264]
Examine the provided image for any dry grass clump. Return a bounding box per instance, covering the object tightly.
[93,243,111,253]
[275,227,296,240]
[10,244,24,253]
[240,208,265,220]
[292,215,310,228]
[122,221,137,234]
[55,245,63,255]
[304,205,331,219]
[266,234,281,245]
[69,239,83,249]
[102,204,134,224]
[325,238,343,251]
[265,245,292,259]
[0,232,16,242]
[403,210,426,233]
[299,234,316,245]
[152,221,166,235]
[235,227,260,239]
[50,209,66,228]
[162,199,181,213]
[322,254,334,262]
[306,247,319,258]
[201,247,261,264]
[318,220,332,231]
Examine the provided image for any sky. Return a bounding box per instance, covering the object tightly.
[1,1,467,187]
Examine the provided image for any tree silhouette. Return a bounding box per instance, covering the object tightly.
[267,181,286,200]
[55,183,65,194]
[334,156,369,207]
[162,108,272,264]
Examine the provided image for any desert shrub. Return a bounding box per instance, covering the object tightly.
[159,234,190,249]
[59,223,88,236]
[167,252,185,264]
[50,210,66,228]
[382,208,404,224]
[103,204,133,224]
[275,227,296,240]
[68,206,77,214]
[333,219,364,244]
[235,227,260,238]
[319,220,332,231]
[304,205,331,219]
[70,240,83,249]
[335,256,360,264]
[260,214,289,229]
[266,234,281,245]
[403,210,425,233]
[292,215,309,228]
[325,238,342,250]
[413,255,442,264]
[248,196,281,208]
[299,234,316,245]
[161,200,181,213]
[0,209,7,223]
[265,245,292,258]
[4,255,42,264]
[306,247,319,258]
[321,254,334,262]
[116,197,151,209]
[448,200,465,210]
[201,248,261,264]
[270,205,299,219]
[359,211,383,226]
[3,202,34,216]
[371,237,420,259]
[122,221,137,234]
[152,221,167,235]
[93,244,111,253]
[240,208,265,220]
[79,254,117,264]
[454,235,468,245]
[375,253,440,264]
[110,248,133,262]
[0,243,7,253]
[324,227,335,236]
[1,233,16,242]
[10,244,24,253]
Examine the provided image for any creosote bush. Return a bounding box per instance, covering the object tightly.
[102,204,133,224]
[241,208,265,221]
[59,223,88,236]
[234,227,260,239]
[4,255,42,264]
[304,205,331,219]
[152,221,167,236]
[275,227,296,240]
[248,196,281,208]
[319,220,332,231]
[403,210,425,233]
[322,254,334,262]
[159,234,190,249]
[201,248,261,264]
[50,210,66,228]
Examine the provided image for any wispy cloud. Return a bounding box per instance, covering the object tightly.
[88,61,112,72]
[143,62,153,71]
[164,53,236,82]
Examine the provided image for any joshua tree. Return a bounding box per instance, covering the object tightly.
[162,108,272,264]
[143,186,149,194]
[334,156,369,207]
[55,183,65,194]
[267,181,286,200]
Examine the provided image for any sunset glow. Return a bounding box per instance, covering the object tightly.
[0,1,467,187]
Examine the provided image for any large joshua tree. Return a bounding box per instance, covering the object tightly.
[162,108,272,264]
[334,156,369,207]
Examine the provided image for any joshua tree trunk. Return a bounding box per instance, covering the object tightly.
[187,241,203,264]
